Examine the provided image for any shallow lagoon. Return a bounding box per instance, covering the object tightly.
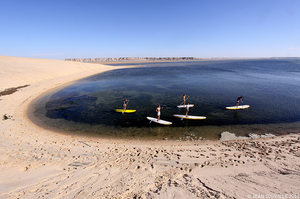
[28,59,300,140]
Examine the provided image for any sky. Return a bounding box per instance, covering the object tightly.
[1,0,300,60]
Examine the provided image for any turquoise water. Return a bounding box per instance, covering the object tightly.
[28,59,300,140]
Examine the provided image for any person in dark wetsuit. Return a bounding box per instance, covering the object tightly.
[235,95,243,106]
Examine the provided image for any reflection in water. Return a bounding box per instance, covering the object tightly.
[28,59,300,140]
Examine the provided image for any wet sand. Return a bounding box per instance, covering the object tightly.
[0,55,299,198]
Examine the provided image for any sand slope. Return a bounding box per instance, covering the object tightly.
[0,55,300,199]
[0,55,113,90]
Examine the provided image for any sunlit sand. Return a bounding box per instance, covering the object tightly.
[0,55,299,198]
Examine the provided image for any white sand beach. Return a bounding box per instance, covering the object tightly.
[0,55,299,199]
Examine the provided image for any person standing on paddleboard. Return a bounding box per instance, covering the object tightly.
[183,94,189,106]
[123,99,129,113]
[186,103,189,117]
[235,95,243,106]
[156,105,162,121]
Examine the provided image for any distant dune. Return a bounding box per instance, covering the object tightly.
[0,55,114,90]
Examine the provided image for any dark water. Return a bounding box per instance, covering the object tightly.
[28,59,300,140]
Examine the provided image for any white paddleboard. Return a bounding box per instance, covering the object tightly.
[226,105,250,110]
[147,117,172,125]
[173,114,206,120]
[177,104,194,108]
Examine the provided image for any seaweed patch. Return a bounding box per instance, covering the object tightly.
[0,85,30,96]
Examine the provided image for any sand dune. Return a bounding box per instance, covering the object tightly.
[0,55,299,198]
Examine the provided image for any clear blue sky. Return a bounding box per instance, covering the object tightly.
[1,0,300,60]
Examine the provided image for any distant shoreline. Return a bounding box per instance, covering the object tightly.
[65,57,266,63]
[65,56,300,64]
[92,57,261,65]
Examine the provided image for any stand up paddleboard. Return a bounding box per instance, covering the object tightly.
[173,114,206,120]
[114,109,136,113]
[225,105,250,110]
[147,117,172,125]
[177,104,194,108]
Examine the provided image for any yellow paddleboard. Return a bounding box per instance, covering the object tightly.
[114,109,136,113]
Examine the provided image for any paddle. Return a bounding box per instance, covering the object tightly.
[78,140,92,147]
[180,96,190,105]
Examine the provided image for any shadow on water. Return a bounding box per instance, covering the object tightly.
[28,59,300,140]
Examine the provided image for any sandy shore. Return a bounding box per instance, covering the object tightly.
[0,55,299,199]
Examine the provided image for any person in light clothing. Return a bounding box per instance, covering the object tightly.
[186,103,189,117]
[156,105,163,121]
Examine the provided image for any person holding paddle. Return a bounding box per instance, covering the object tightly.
[186,103,190,117]
[183,94,189,106]
[156,105,163,121]
[123,99,129,113]
[235,95,243,106]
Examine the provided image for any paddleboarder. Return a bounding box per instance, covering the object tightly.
[183,94,189,106]
[186,103,189,117]
[156,105,163,121]
[123,99,129,113]
[235,95,243,106]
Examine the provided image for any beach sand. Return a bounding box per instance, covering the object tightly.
[0,55,299,198]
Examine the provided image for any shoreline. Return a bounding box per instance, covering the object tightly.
[0,55,299,198]
[83,57,271,65]
[65,56,297,64]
